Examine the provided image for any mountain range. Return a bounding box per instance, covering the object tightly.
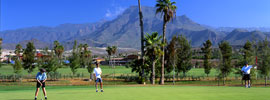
[0,6,269,50]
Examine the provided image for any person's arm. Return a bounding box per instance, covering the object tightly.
[100,69,102,75]
[37,79,42,84]
[93,69,97,80]
[36,73,42,85]
[241,67,245,74]
[42,73,47,83]
[93,73,97,80]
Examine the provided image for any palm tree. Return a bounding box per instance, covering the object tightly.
[15,44,22,59]
[0,38,2,45]
[111,46,117,83]
[54,41,64,65]
[0,38,3,64]
[83,44,88,51]
[78,44,83,53]
[111,46,117,67]
[155,0,177,84]
[145,32,164,85]
[106,46,113,66]
[138,0,145,83]
[82,44,93,80]
[56,46,64,60]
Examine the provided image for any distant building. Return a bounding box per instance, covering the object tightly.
[0,50,15,62]
[98,54,140,66]
[93,57,106,63]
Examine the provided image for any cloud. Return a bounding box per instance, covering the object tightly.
[105,6,126,19]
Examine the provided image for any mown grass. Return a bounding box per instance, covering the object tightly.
[0,64,240,78]
[0,85,270,100]
[0,64,136,77]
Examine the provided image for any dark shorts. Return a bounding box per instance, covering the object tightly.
[242,74,251,80]
[96,78,102,83]
[36,80,46,88]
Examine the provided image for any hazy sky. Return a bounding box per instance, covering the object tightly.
[1,0,270,31]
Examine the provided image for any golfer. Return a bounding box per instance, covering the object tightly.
[241,62,253,88]
[35,68,47,100]
[93,62,103,92]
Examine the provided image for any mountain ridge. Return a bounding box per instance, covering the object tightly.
[0,6,269,50]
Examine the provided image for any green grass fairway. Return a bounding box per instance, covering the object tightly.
[0,64,237,78]
[0,86,269,100]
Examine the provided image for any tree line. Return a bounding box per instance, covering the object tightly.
[128,31,270,86]
[133,0,270,86]
[9,40,94,80]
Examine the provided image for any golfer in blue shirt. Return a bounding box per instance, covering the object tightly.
[241,62,253,88]
[35,68,47,100]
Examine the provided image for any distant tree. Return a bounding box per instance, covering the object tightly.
[42,48,58,73]
[126,58,151,84]
[175,35,192,77]
[165,36,177,73]
[53,41,64,65]
[218,41,233,85]
[81,44,94,80]
[78,43,84,68]
[81,44,88,67]
[87,62,94,80]
[257,38,270,86]
[78,44,83,53]
[69,40,80,76]
[165,36,177,84]
[15,44,23,58]
[22,42,36,73]
[156,0,177,85]
[36,47,47,69]
[106,46,113,66]
[145,32,164,85]
[0,38,2,67]
[235,41,255,77]
[201,40,212,77]
[111,46,117,67]
[212,49,221,59]
[243,41,254,63]
[111,46,117,81]
[13,59,23,75]
[13,44,23,74]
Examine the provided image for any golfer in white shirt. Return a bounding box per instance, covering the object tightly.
[93,62,103,92]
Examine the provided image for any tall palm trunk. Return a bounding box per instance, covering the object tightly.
[152,60,156,85]
[223,74,225,85]
[113,54,115,84]
[173,53,176,85]
[138,0,145,83]
[265,76,267,87]
[109,56,111,66]
[160,21,167,85]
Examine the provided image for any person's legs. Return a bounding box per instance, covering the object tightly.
[248,80,251,88]
[35,88,40,97]
[245,79,247,88]
[100,82,103,90]
[95,79,98,92]
[100,82,103,92]
[244,75,248,88]
[35,81,41,99]
[42,87,47,98]
[248,74,251,88]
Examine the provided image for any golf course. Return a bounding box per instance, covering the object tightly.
[0,85,269,100]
